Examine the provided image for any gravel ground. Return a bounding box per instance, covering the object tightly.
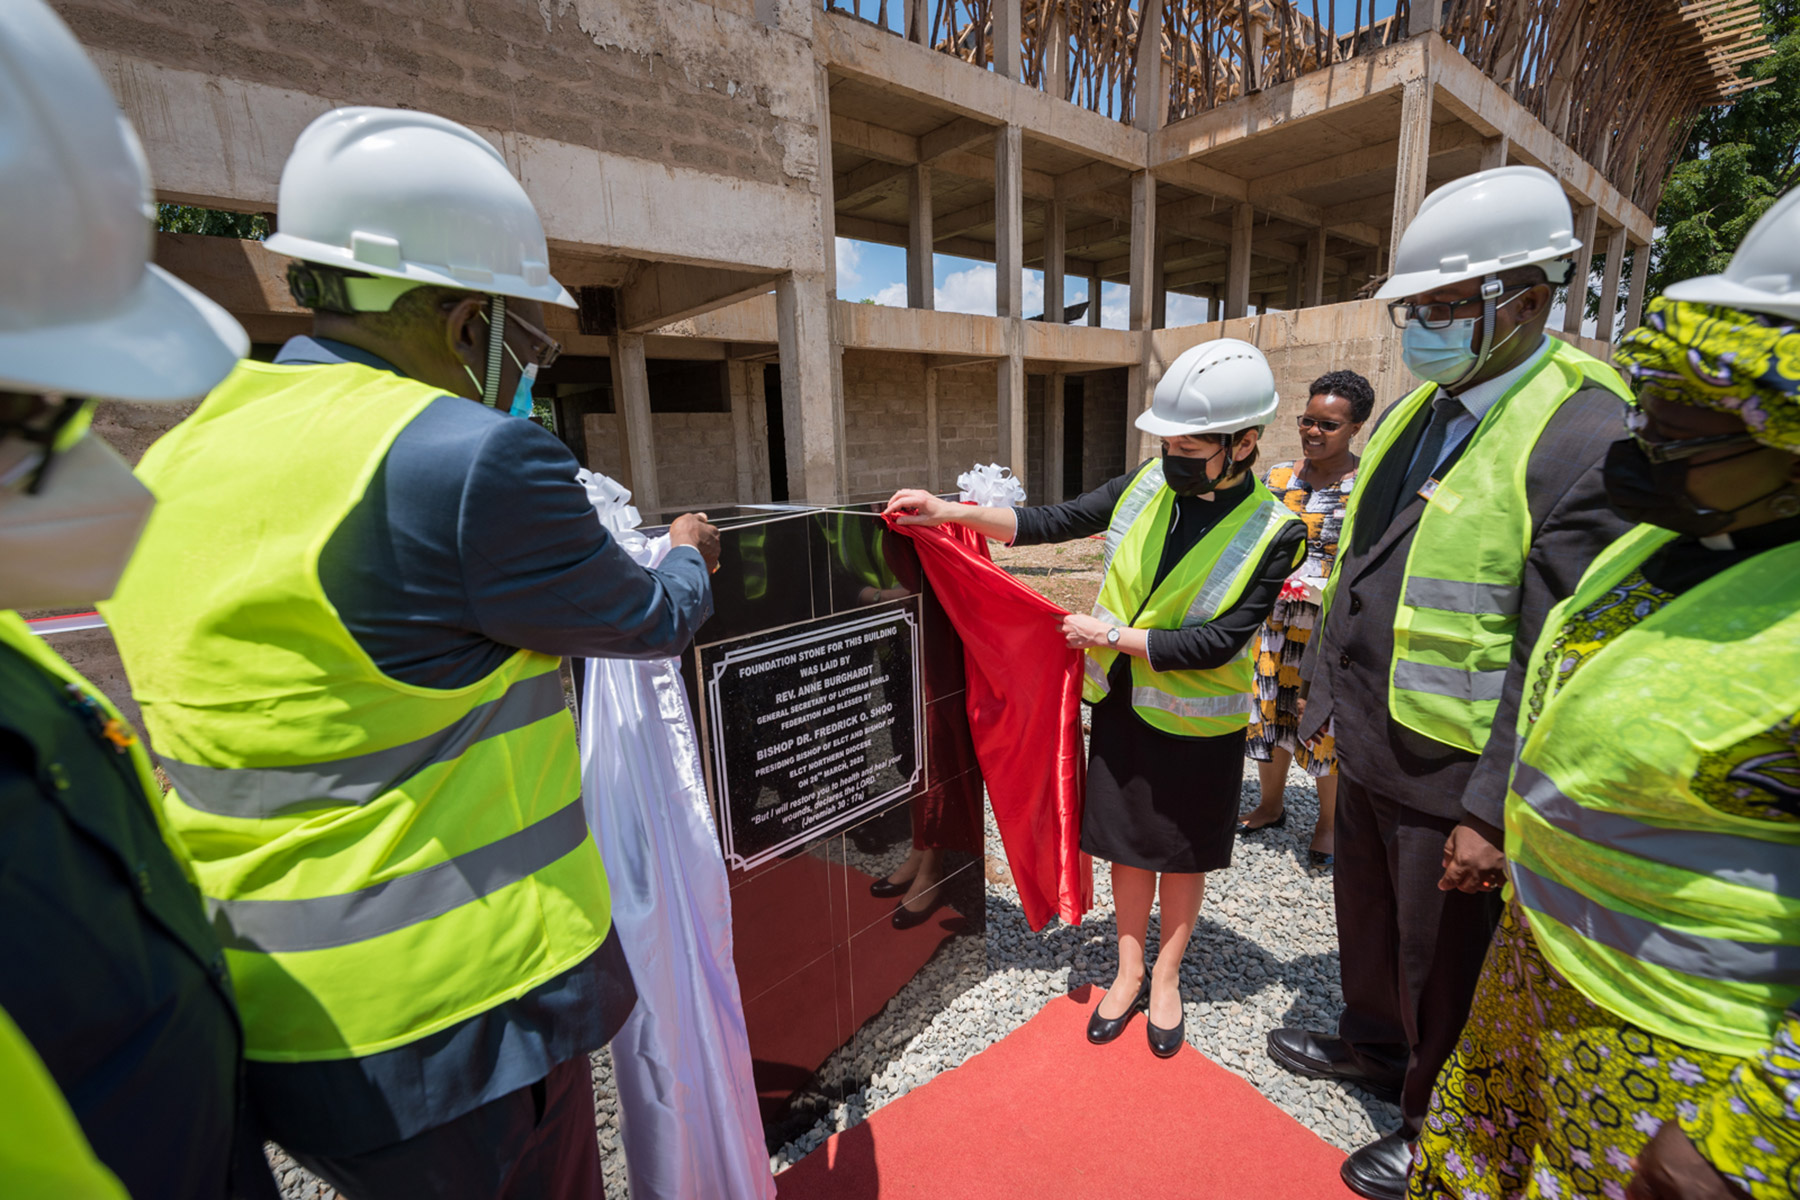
[269,534,1395,1196]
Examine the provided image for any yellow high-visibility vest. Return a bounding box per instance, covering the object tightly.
[1322,338,1630,752]
[103,360,610,1062]
[1083,460,1300,738]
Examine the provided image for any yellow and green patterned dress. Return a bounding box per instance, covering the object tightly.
[1408,564,1800,1200]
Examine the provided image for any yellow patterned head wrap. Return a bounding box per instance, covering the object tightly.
[1614,298,1800,454]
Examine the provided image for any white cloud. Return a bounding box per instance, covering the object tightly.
[1101,282,1130,329]
[1165,292,1212,327]
[872,281,909,307]
[835,238,863,288]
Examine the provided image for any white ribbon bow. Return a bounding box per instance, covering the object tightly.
[957,462,1027,508]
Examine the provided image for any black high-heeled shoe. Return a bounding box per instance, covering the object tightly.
[1086,975,1150,1045]
[890,891,943,929]
[869,874,915,899]
[1147,992,1186,1058]
[1237,809,1287,836]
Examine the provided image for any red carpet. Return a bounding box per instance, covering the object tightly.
[775,985,1357,1200]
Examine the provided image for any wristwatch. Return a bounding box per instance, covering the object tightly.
[1106,627,1121,646]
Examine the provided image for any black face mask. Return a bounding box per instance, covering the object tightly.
[1601,437,1793,537]
[1162,445,1232,497]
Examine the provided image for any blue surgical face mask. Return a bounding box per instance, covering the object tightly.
[1400,292,1525,386]
[507,362,539,419]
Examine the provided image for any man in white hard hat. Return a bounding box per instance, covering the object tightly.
[1265,165,1636,1200]
[0,1,277,1196]
[102,108,719,1197]
[884,339,1304,1059]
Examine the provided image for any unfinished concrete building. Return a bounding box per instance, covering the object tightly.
[62,0,1771,511]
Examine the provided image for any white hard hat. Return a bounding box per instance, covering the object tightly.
[266,107,575,309]
[1663,188,1800,322]
[1139,338,1279,438]
[1376,166,1579,301]
[0,0,248,403]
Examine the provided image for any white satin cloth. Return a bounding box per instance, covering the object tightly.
[576,470,775,1200]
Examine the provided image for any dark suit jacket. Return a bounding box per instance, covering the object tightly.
[1298,357,1632,827]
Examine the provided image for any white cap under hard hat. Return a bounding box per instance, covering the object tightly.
[0,0,248,402]
[1375,166,1578,301]
[1663,187,1800,322]
[1138,338,1279,439]
[265,107,576,310]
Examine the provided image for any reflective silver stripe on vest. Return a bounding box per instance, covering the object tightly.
[1183,501,1289,626]
[161,671,567,820]
[1511,861,1800,986]
[1513,762,1799,897]
[1129,688,1255,721]
[1392,659,1506,703]
[1084,653,1111,695]
[1102,461,1165,575]
[206,799,590,954]
[1403,577,1523,617]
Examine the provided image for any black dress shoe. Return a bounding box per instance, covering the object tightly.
[869,875,914,899]
[1237,809,1287,836]
[890,895,941,929]
[1085,975,1150,1045]
[1265,1027,1403,1103]
[1146,998,1185,1058]
[1340,1132,1412,1200]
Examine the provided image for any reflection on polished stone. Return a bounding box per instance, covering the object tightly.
[674,501,987,1149]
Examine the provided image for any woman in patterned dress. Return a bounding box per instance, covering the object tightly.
[1238,370,1375,864]
[1407,284,1800,1200]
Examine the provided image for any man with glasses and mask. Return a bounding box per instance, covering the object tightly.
[102,108,719,1199]
[1263,166,1635,1200]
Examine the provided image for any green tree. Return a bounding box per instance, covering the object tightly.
[1647,0,1800,300]
[156,203,270,240]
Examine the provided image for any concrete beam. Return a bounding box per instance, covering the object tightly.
[835,160,911,208]
[621,262,783,333]
[1244,122,1485,205]
[920,116,994,163]
[830,114,920,166]
[1056,161,1132,201]
[935,199,997,240]
[815,11,1146,170]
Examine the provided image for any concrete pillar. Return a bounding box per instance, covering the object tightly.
[1479,135,1509,172]
[776,273,843,502]
[1598,224,1627,344]
[1406,0,1441,37]
[1284,261,1302,311]
[996,124,1026,488]
[1046,6,1069,100]
[817,66,838,295]
[1337,265,1355,304]
[908,165,934,310]
[1391,77,1433,264]
[993,0,1021,80]
[1226,202,1253,319]
[1043,199,1065,322]
[1151,223,1168,330]
[1129,172,1157,332]
[728,359,771,504]
[1087,268,1103,326]
[1564,204,1599,338]
[1623,239,1648,334]
[905,0,927,44]
[608,332,659,514]
[1126,355,1163,469]
[1044,372,1066,504]
[996,127,1024,320]
[1133,0,1165,133]
[1303,227,1326,308]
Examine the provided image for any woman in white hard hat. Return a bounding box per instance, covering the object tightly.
[885,338,1306,1057]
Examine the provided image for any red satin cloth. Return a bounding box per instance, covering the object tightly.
[888,517,1093,930]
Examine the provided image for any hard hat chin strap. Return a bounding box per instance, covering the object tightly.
[1448,275,1524,391]
[460,294,508,406]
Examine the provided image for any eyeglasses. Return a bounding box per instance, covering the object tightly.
[479,305,563,370]
[1297,415,1345,433]
[1624,406,1758,464]
[1387,288,1528,330]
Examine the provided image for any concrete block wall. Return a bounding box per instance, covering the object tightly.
[935,365,1001,490]
[1080,368,1129,491]
[53,0,820,193]
[653,412,741,507]
[840,350,931,497]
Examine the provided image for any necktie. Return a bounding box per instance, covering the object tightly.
[1392,393,1465,521]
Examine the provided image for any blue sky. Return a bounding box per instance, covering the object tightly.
[833,1,1402,325]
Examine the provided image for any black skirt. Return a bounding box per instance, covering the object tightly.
[1079,688,1247,874]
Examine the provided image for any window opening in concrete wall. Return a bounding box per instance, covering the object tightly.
[646,359,731,414]
[156,204,269,239]
[762,363,789,503]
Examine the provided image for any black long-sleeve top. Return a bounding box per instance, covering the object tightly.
[1011,463,1306,672]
